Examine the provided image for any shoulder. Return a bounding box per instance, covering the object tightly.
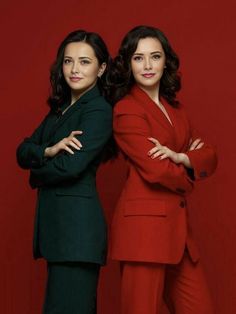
[176,102,190,119]
[114,94,145,116]
[84,95,112,115]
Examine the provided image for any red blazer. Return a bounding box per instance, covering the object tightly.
[109,85,217,264]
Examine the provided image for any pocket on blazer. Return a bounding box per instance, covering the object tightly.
[124,199,166,217]
[55,183,93,198]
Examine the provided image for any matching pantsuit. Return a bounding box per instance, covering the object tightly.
[110,85,217,314]
[17,85,112,314]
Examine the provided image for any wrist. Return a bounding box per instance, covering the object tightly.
[178,153,191,168]
[44,147,51,158]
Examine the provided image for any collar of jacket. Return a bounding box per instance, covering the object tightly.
[129,84,175,132]
[77,84,101,104]
[61,84,101,111]
[58,84,101,116]
[129,84,163,104]
[48,84,102,138]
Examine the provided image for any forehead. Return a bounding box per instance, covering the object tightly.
[64,41,96,57]
[134,37,164,53]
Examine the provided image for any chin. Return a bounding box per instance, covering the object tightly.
[140,82,159,88]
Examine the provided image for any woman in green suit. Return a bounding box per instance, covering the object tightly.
[17,30,112,314]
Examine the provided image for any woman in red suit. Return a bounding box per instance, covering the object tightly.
[109,25,217,314]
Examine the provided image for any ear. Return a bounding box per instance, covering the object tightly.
[98,62,107,78]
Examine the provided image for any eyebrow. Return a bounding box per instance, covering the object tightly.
[133,51,163,55]
[64,56,93,60]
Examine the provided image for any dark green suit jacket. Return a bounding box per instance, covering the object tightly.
[17,85,112,265]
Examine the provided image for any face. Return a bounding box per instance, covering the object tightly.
[131,37,166,91]
[62,42,106,101]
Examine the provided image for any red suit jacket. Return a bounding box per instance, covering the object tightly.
[110,85,217,264]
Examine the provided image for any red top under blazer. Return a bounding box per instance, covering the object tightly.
[110,85,217,264]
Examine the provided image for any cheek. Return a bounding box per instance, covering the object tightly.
[155,64,165,76]
[131,63,140,77]
[86,67,99,80]
[158,64,165,73]
[81,69,97,82]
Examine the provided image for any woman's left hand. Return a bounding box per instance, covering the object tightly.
[147,137,192,168]
[147,137,181,163]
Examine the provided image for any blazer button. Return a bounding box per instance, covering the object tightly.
[179,201,185,208]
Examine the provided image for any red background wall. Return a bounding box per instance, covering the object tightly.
[1,0,236,313]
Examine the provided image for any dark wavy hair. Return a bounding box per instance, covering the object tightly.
[48,29,112,111]
[108,25,181,107]
[47,30,115,160]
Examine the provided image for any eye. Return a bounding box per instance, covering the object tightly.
[80,59,91,65]
[133,55,143,62]
[152,54,161,60]
[64,58,72,64]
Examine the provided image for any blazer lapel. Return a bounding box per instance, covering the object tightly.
[47,85,101,139]
[130,85,175,133]
[130,85,192,152]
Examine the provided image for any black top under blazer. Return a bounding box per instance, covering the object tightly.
[17,85,112,265]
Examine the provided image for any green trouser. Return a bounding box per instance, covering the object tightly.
[43,262,100,314]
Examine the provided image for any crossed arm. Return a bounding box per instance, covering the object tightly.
[147,137,204,168]
[113,108,194,194]
[17,103,112,188]
[113,103,217,193]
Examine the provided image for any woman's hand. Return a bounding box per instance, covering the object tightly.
[147,137,193,168]
[147,137,181,163]
[44,130,83,158]
[188,138,204,151]
[147,137,205,168]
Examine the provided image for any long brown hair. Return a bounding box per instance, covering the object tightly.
[108,25,181,107]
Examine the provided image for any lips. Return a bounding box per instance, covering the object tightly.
[70,77,82,82]
[142,73,155,78]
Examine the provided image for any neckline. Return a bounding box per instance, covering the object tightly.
[58,84,101,116]
[61,101,76,115]
[130,85,175,128]
[154,100,173,127]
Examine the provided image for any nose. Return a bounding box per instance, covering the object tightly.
[71,61,79,74]
[144,57,152,70]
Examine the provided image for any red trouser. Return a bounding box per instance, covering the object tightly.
[120,253,214,314]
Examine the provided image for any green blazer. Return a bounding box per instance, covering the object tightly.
[17,85,112,265]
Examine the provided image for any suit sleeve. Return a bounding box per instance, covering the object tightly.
[113,101,194,194]
[184,121,218,180]
[30,102,112,188]
[16,114,51,169]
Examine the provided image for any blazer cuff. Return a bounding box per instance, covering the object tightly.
[185,148,217,180]
[30,142,50,168]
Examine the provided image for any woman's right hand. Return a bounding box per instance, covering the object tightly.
[44,130,83,158]
[188,138,204,151]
